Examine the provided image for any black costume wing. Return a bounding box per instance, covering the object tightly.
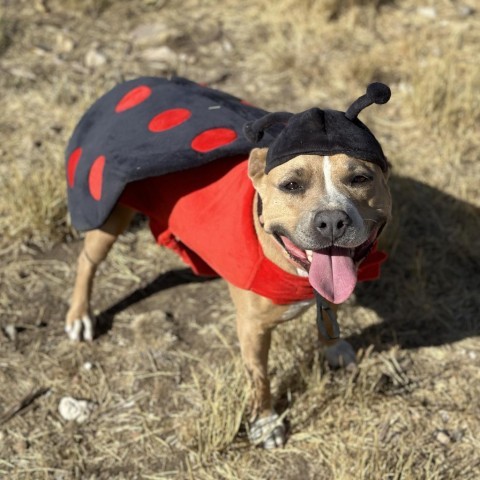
[66,77,271,230]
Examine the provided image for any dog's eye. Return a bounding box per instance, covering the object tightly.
[351,175,372,185]
[281,181,303,192]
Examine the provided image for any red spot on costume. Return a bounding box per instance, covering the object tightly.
[149,108,192,132]
[67,147,82,188]
[115,85,152,113]
[89,155,105,201]
[191,128,238,153]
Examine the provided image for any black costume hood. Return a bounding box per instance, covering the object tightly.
[243,82,391,173]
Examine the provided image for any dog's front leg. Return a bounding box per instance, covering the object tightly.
[228,284,288,448]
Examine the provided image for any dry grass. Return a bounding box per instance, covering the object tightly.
[1,0,479,478]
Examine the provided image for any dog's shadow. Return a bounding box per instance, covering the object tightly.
[350,174,479,351]
[95,268,217,337]
[97,174,479,351]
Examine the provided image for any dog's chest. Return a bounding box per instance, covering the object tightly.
[275,268,314,321]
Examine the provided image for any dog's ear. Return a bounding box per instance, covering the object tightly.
[383,158,392,181]
[248,148,268,186]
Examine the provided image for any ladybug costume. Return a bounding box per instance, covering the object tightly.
[66,76,388,307]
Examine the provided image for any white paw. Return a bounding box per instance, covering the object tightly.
[65,314,96,342]
[249,412,286,449]
[325,339,357,369]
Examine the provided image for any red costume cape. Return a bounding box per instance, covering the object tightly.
[120,156,386,305]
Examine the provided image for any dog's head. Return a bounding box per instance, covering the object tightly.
[248,149,391,304]
[245,83,392,304]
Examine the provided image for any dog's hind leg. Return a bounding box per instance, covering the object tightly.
[65,204,135,341]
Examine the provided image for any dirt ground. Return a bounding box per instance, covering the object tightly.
[1,0,479,478]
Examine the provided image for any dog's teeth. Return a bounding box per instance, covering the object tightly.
[306,250,313,262]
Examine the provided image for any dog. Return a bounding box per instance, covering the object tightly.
[64,77,392,448]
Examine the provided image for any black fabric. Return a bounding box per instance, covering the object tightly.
[66,76,271,231]
[243,83,391,173]
[66,78,390,232]
[264,107,388,173]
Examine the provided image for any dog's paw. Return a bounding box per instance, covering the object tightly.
[248,412,286,449]
[65,314,96,342]
[325,339,357,370]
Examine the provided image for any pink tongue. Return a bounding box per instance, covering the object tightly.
[308,248,357,304]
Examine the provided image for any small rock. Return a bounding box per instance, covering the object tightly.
[139,46,177,66]
[131,22,179,47]
[457,4,475,17]
[58,396,95,423]
[417,6,437,19]
[56,33,74,53]
[435,430,451,445]
[439,410,449,422]
[34,0,50,13]
[3,324,17,341]
[82,361,93,371]
[6,67,36,80]
[85,49,107,68]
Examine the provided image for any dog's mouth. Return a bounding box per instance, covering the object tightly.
[275,228,381,304]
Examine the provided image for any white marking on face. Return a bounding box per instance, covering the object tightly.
[322,156,364,231]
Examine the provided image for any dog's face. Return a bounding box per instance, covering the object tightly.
[249,148,392,303]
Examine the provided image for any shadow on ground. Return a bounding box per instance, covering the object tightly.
[96,268,218,336]
[351,174,480,351]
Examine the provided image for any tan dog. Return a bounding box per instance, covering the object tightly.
[66,149,391,448]
[65,78,392,448]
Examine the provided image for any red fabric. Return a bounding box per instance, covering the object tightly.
[88,155,105,201]
[148,108,192,132]
[119,157,386,304]
[191,128,238,153]
[115,85,152,113]
[67,147,82,188]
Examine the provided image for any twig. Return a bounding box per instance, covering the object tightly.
[0,387,50,425]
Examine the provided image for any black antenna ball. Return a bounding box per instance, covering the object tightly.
[345,82,391,120]
[366,83,391,105]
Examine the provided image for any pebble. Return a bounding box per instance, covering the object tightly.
[58,396,95,423]
[417,7,437,19]
[131,22,178,46]
[439,410,449,422]
[85,49,107,68]
[82,361,93,371]
[55,32,74,53]
[139,46,177,66]
[457,4,475,17]
[3,324,17,341]
[435,430,451,445]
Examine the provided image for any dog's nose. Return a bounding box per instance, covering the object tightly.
[314,210,352,240]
